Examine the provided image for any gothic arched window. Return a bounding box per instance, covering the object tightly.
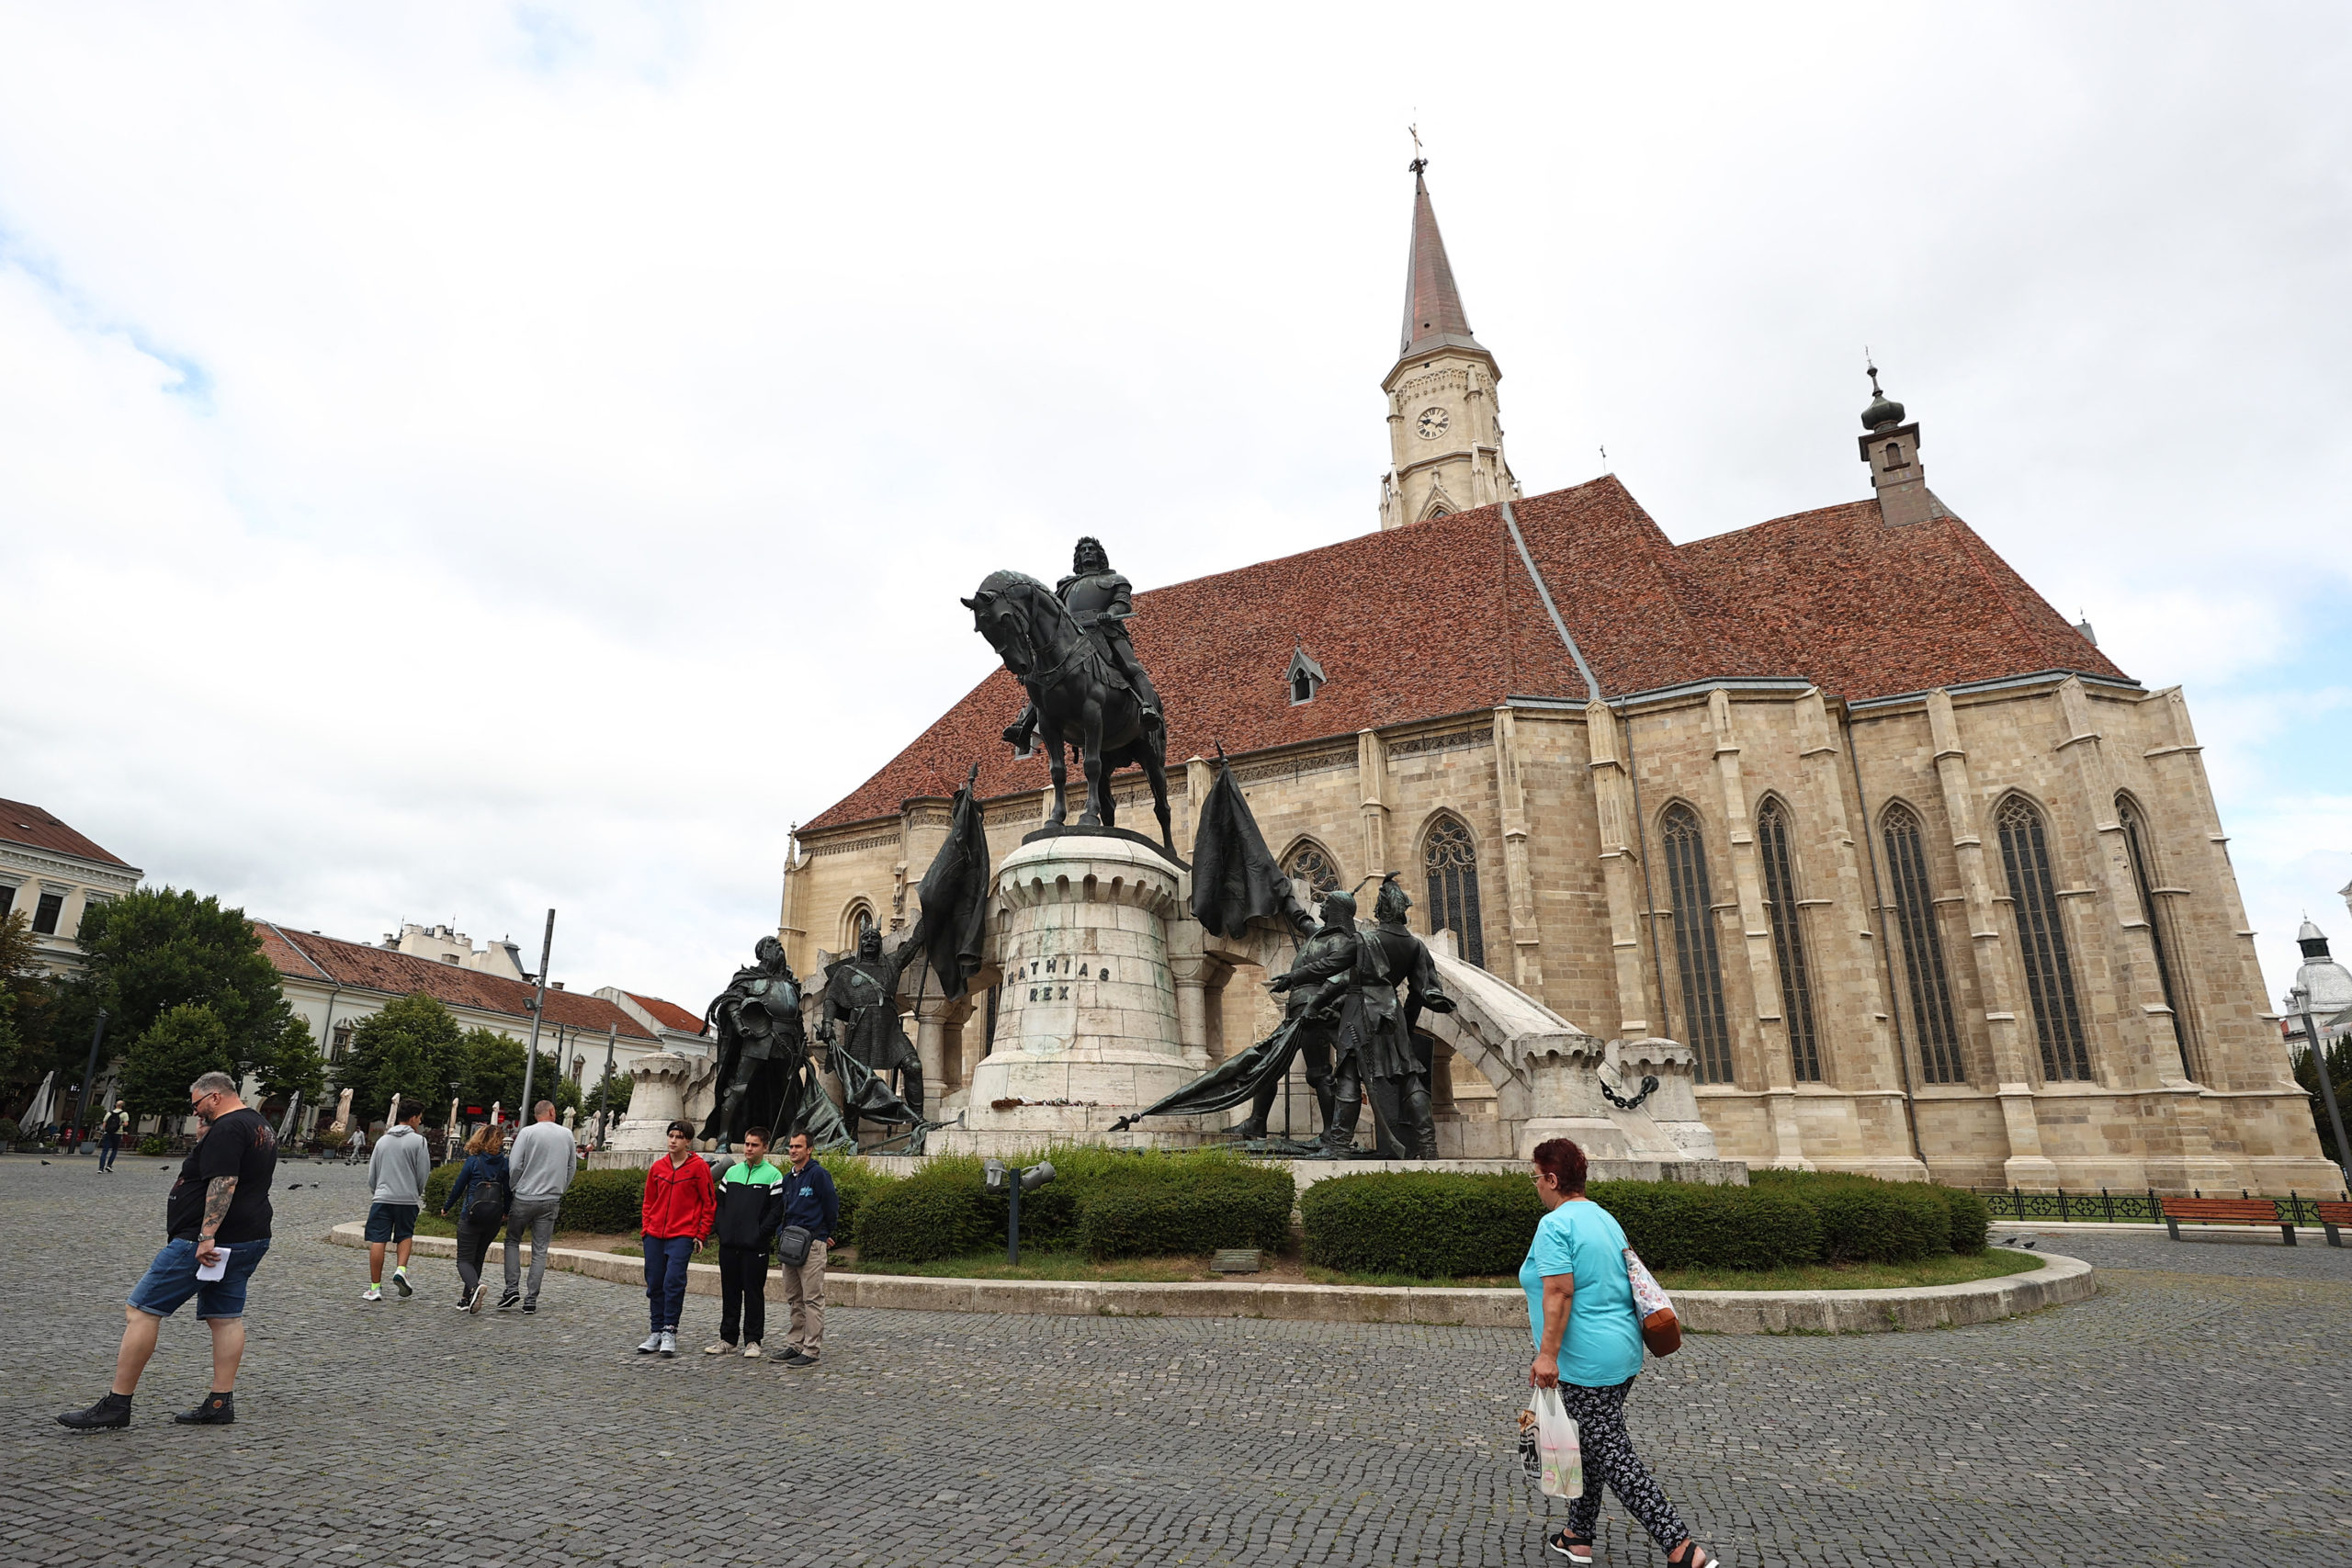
[1882,803,1963,1085]
[2118,795,2195,1080]
[1659,803,1734,1084]
[842,901,876,953]
[1281,839,1341,896]
[1755,798,1822,1082]
[1995,795,2092,1081]
[1420,815,1485,967]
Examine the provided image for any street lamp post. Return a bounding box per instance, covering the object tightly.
[73,1009,109,1155]
[2292,983,2351,1195]
[983,1158,1057,1265]
[517,909,555,1133]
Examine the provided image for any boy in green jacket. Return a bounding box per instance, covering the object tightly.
[706,1126,785,1358]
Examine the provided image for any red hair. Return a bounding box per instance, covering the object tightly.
[1531,1137,1588,1193]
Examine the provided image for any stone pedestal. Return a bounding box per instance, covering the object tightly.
[930,833,1209,1156]
[607,1052,695,1156]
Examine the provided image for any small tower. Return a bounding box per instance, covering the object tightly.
[1857,364,1949,527]
[1379,158,1517,529]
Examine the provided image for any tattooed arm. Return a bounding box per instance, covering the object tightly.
[195,1176,239,1265]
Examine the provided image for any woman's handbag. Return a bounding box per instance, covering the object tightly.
[1623,1247,1682,1356]
[1531,1386,1583,1497]
[775,1224,814,1268]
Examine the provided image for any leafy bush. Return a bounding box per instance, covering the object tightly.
[1937,1185,1991,1255]
[315,1127,349,1151]
[856,1156,999,1262]
[0,1117,18,1145]
[137,1135,173,1156]
[423,1160,462,1215]
[1600,1180,1826,1270]
[1077,1167,1295,1259]
[819,1154,899,1248]
[1749,1169,1950,1263]
[1302,1172,1542,1277]
[558,1168,649,1234]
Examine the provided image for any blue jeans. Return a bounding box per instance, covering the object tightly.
[128,1237,272,1320]
[642,1236,695,1333]
[98,1134,120,1169]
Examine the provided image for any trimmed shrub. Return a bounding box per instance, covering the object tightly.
[1590,1179,1826,1271]
[422,1161,461,1214]
[818,1155,899,1249]
[1301,1171,1542,1277]
[1937,1185,1991,1255]
[1751,1169,1950,1263]
[137,1135,173,1157]
[557,1168,648,1234]
[856,1156,998,1263]
[1078,1168,1295,1259]
[0,1118,18,1145]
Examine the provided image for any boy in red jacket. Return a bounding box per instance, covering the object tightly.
[637,1121,716,1358]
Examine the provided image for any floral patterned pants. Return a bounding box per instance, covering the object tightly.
[1557,1377,1690,1551]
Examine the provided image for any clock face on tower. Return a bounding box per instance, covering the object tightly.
[1417,406,1450,440]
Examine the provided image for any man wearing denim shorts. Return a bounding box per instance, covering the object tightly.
[363,1104,432,1300]
[59,1071,279,1429]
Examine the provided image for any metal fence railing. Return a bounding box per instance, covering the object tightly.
[1980,1187,2349,1224]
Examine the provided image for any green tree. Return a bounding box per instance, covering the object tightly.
[449,1030,582,1121]
[0,910,58,1091]
[250,1011,326,1111]
[57,886,303,1096]
[334,993,467,1124]
[582,1070,632,1121]
[2292,1036,2352,1169]
[119,1002,236,1117]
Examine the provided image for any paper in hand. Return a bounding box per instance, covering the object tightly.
[196,1245,231,1282]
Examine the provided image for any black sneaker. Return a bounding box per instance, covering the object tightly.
[173,1392,234,1426]
[521,1298,537,1314]
[780,1351,819,1369]
[496,1289,522,1311]
[56,1393,132,1430]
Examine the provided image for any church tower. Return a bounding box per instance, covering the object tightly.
[1379,159,1517,529]
[1857,364,1950,527]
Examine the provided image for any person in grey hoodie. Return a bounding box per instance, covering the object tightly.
[499,1100,577,1313]
[363,1107,433,1302]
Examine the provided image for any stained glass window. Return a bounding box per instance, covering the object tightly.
[1659,804,1733,1084]
[1996,796,2091,1081]
[1421,815,1485,968]
[1755,799,1822,1082]
[1882,804,1964,1085]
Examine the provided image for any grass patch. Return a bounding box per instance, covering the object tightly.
[831,1249,1230,1283]
[1302,1265,1519,1289]
[1651,1249,2041,1292]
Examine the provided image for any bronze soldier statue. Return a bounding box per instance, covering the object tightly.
[1237,892,1352,1140]
[700,936,806,1149]
[817,920,928,1137]
[1307,876,1456,1158]
[1001,535,1163,752]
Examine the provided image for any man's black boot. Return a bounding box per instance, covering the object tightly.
[173,1391,234,1425]
[57,1392,132,1430]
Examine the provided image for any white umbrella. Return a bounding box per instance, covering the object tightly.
[19,1071,56,1134]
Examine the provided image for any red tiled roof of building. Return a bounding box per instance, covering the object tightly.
[0,799,134,868]
[253,921,659,1041]
[627,992,707,1036]
[804,476,2130,832]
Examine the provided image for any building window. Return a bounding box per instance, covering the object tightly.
[331,1023,354,1060]
[31,891,65,936]
[1884,441,1906,469]
[842,902,876,951]
[1659,803,1734,1084]
[2118,795,2196,1080]
[1281,840,1341,895]
[1421,814,1485,968]
[1755,798,1822,1082]
[1285,644,1327,705]
[1995,795,2092,1081]
[1882,804,1964,1085]
[0,885,13,919]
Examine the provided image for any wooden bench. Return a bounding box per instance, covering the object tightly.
[2316,1200,2352,1248]
[2160,1196,2304,1245]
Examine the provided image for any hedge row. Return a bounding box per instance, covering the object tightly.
[1300,1168,1991,1279]
[854,1147,1295,1263]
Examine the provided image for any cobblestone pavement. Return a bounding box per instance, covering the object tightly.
[4,1157,2347,1568]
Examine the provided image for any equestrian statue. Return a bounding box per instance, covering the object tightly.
[964,535,1174,852]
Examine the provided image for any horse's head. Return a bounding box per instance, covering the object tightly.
[963,570,1050,677]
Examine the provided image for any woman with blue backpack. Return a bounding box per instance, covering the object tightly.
[441,1124,511,1313]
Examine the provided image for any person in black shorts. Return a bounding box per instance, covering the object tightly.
[58,1071,279,1430]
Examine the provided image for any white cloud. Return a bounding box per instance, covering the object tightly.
[1,1,2347,1013]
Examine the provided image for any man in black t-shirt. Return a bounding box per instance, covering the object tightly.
[59,1070,279,1430]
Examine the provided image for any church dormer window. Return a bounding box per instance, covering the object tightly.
[1285,644,1327,705]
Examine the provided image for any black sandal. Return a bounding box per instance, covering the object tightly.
[1544,1528,1594,1563]
[1668,1543,1717,1568]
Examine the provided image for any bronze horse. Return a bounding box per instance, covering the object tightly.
[962,569,1174,852]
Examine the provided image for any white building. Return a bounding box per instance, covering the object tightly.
[0,799,141,976]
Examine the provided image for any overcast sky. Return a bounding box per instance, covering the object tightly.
[3,3,2346,1021]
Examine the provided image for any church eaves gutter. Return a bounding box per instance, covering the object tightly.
[1844,668,2145,712]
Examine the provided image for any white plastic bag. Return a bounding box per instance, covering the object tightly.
[1532,1386,1582,1497]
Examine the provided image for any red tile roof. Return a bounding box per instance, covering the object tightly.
[253,921,658,1041]
[804,477,2128,832]
[628,992,708,1036]
[0,799,134,868]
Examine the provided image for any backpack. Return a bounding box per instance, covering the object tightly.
[465,1164,509,1227]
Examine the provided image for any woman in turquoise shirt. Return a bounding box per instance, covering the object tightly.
[1522,1137,1716,1567]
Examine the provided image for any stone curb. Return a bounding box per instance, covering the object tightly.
[325,1223,2091,1332]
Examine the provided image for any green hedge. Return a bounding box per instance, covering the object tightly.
[423,1160,461,1215]
[1299,1168,1988,1279]
[856,1156,998,1262]
[1077,1167,1295,1259]
[819,1153,899,1248]
[559,1168,649,1234]
[1302,1172,1540,1276]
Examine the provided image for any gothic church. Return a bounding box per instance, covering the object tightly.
[781,164,2330,1192]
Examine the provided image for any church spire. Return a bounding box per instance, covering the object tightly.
[1399,159,1481,358]
[1379,151,1514,530]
